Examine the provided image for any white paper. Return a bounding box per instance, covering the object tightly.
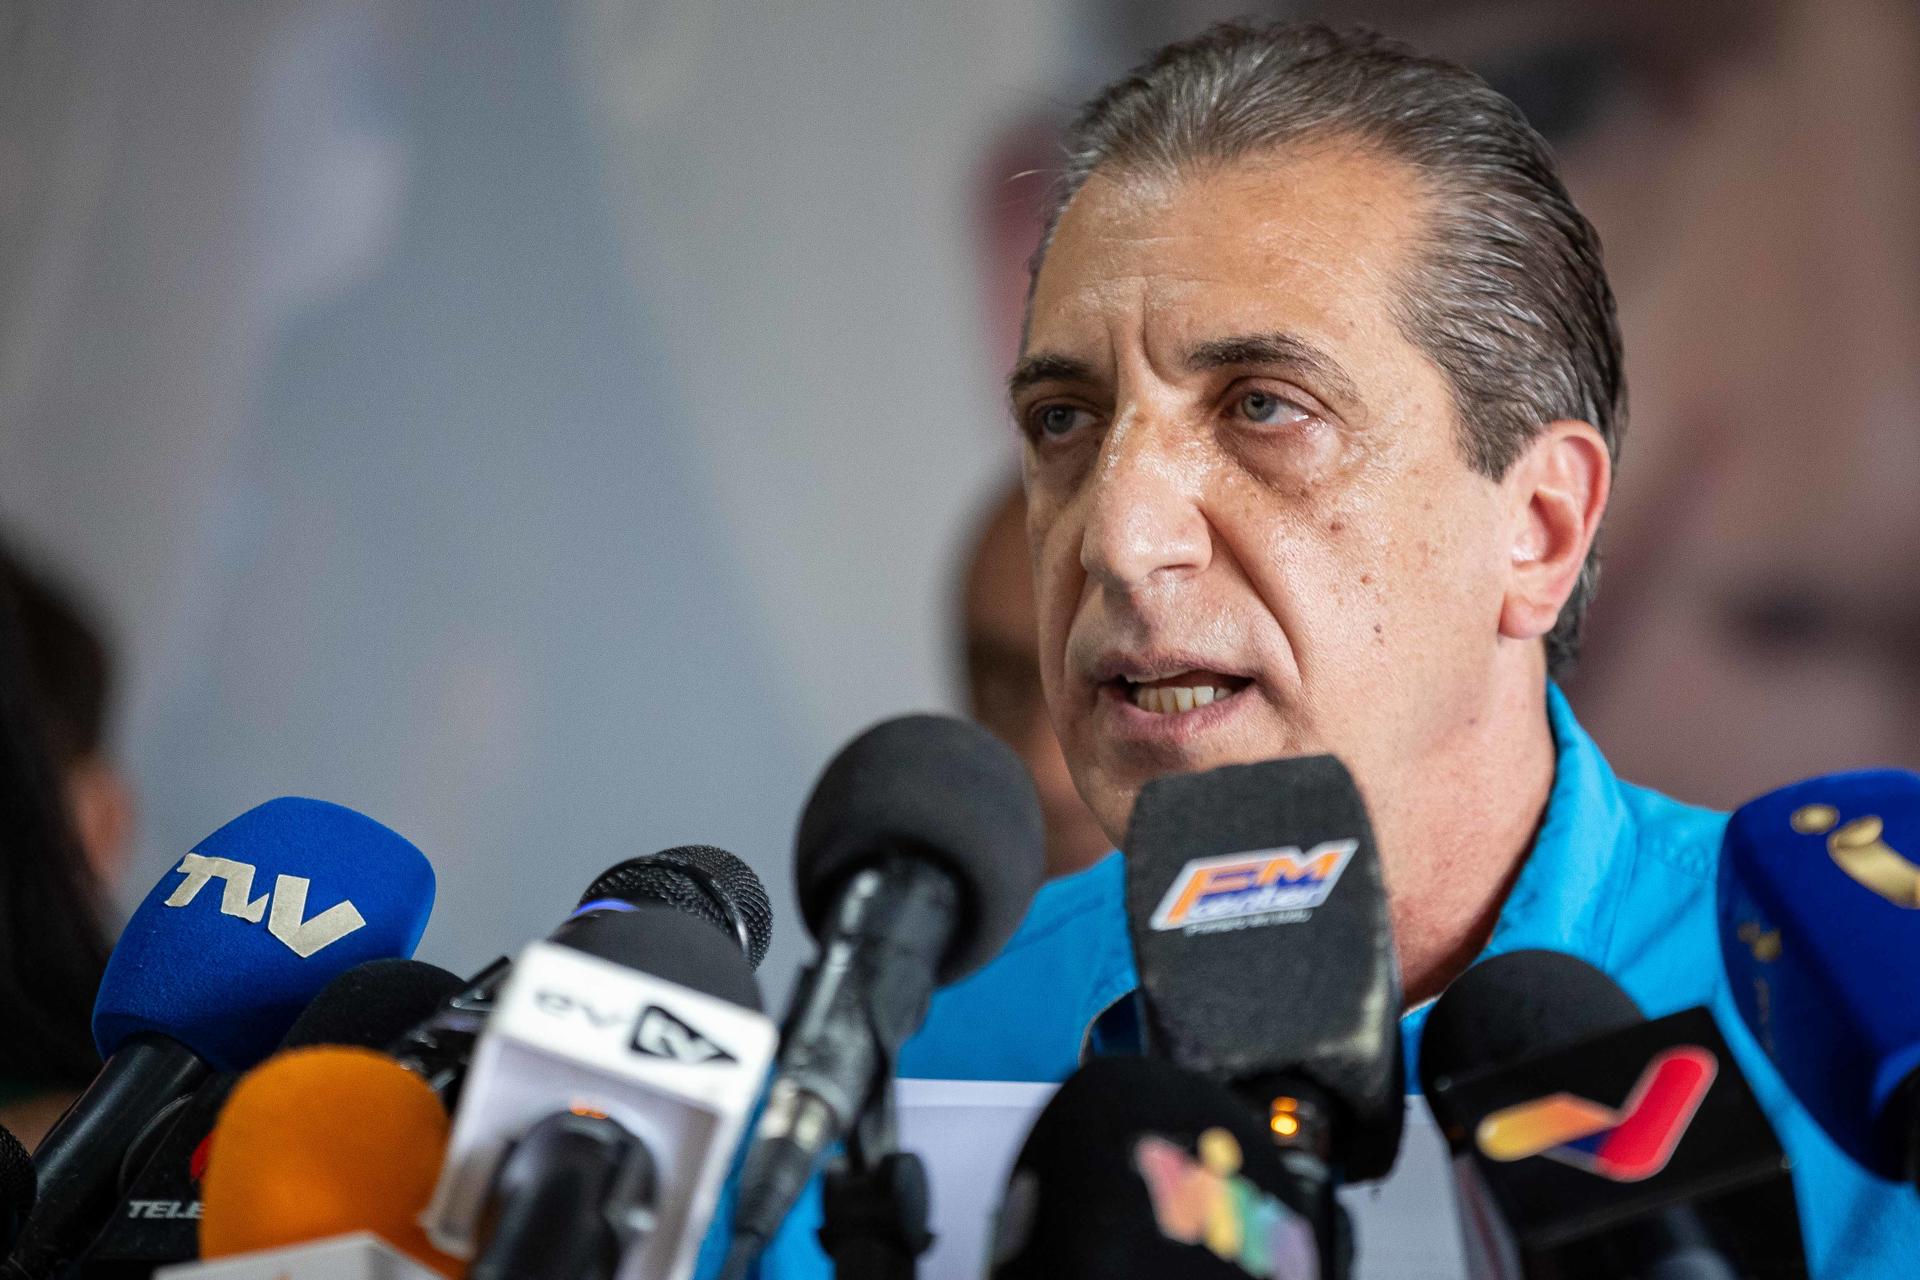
[896,1080,1467,1280]
[155,1233,443,1280]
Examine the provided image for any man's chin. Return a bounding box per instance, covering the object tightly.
[1077,732,1319,839]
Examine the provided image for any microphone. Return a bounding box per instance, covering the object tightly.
[7,797,434,1280]
[197,1046,459,1277]
[468,1110,650,1280]
[1420,949,1806,1278]
[459,901,770,1280]
[1121,754,1403,1275]
[77,958,465,1276]
[988,1055,1323,1279]
[577,847,774,969]
[283,958,471,1051]
[389,845,772,1108]
[0,1127,30,1259]
[425,901,776,1280]
[722,714,1046,1279]
[1717,769,1920,1188]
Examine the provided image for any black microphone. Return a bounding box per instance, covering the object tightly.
[389,845,773,1108]
[471,1110,650,1280]
[74,958,466,1277]
[1122,755,1404,1277]
[989,1055,1324,1279]
[282,957,473,1051]
[1419,949,1807,1279]
[722,714,1047,1280]
[0,1128,30,1260]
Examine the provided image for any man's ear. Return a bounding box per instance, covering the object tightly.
[1498,420,1612,643]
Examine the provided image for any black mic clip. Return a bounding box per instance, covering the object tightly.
[817,1049,934,1280]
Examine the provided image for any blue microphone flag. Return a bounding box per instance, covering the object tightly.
[94,797,436,1071]
[1719,768,1920,1180]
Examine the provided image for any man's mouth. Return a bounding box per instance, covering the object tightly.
[1114,670,1254,716]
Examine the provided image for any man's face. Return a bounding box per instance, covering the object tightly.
[1013,145,1517,845]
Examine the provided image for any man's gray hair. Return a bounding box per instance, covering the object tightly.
[1032,22,1624,675]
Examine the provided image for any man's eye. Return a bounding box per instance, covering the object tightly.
[1237,390,1309,426]
[1032,404,1091,440]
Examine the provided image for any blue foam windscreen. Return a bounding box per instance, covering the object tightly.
[94,797,436,1072]
[1719,769,1920,1179]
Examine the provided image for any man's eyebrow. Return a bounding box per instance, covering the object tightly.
[1007,353,1096,400]
[1185,332,1361,405]
[1007,334,1362,406]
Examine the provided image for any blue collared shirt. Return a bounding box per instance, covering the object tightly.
[754,686,1919,1277]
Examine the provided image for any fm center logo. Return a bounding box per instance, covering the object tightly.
[1150,840,1358,933]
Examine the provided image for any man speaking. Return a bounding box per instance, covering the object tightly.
[761,21,1918,1277]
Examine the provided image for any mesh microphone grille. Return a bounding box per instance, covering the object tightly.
[562,907,762,1011]
[0,1121,33,1235]
[580,845,772,970]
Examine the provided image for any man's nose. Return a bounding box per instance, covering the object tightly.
[1078,409,1211,593]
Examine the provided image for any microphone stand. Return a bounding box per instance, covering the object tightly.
[818,1092,932,1280]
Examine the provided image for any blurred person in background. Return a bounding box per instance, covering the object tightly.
[958,481,1112,878]
[979,0,1920,807]
[0,539,114,1148]
[1352,0,1920,805]
[0,543,137,892]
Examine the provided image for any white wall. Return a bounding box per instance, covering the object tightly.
[0,0,1072,991]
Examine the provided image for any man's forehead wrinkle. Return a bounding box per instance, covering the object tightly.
[1015,265,1156,398]
[1022,140,1451,447]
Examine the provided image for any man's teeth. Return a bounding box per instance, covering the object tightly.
[1128,684,1233,714]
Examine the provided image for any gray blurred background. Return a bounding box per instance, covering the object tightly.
[4,0,1915,991]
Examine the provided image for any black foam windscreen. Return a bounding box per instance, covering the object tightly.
[1124,754,1403,1182]
[280,957,468,1051]
[990,1055,1321,1280]
[582,845,773,970]
[0,1121,33,1252]
[560,904,763,1012]
[1416,955,1810,1276]
[1419,948,1644,1111]
[795,713,1045,983]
